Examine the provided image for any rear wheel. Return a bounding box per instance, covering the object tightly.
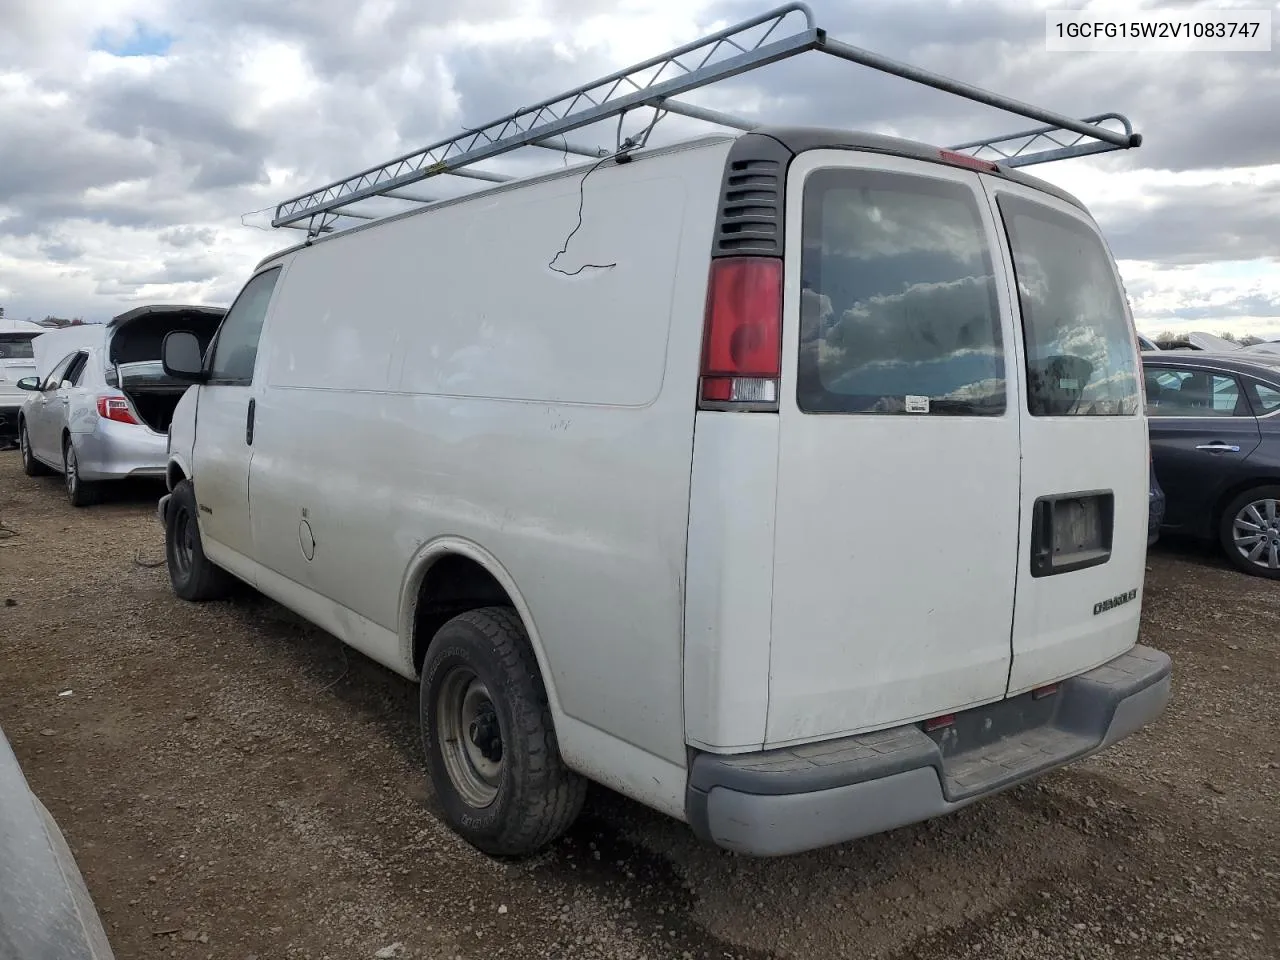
[63,439,99,507]
[1220,485,1280,579]
[421,607,586,857]
[165,480,234,600]
[19,421,50,476]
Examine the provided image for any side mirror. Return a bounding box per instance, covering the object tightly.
[162,331,207,382]
[16,377,40,391]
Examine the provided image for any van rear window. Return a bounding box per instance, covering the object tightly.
[797,168,1005,416]
[996,194,1140,417]
[0,335,36,360]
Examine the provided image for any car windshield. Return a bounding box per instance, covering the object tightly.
[997,194,1141,417]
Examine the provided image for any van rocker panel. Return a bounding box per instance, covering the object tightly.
[685,644,1171,856]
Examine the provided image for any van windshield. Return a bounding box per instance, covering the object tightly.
[996,194,1140,417]
[796,168,1006,416]
[0,335,36,360]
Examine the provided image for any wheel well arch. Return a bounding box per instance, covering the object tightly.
[1212,476,1280,536]
[166,459,189,491]
[399,540,561,714]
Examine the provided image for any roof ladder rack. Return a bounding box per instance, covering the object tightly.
[273,2,1141,237]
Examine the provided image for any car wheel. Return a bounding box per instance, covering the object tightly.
[63,439,99,507]
[165,480,234,600]
[19,421,50,477]
[421,606,586,857]
[1220,485,1280,579]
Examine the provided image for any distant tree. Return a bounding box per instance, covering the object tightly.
[1154,331,1181,347]
[1218,331,1239,343]
[0,306,5,318]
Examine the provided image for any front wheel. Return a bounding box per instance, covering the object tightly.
[165,480,234,600]
[421,607,586,857]
[1220,485,1280,579]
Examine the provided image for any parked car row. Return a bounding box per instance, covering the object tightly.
[14,306,225,504]
[1144,349,1280,578]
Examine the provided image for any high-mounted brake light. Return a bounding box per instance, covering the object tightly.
[97,394,140,425]
[938,149,998,172]
[699,257,782,411]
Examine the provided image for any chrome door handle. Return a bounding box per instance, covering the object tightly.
[1196,442,1240,453]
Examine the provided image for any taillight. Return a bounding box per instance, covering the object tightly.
[97,395,140,425]
[699,256,782,411]
[938,149,998,172]
[923,714,956,732]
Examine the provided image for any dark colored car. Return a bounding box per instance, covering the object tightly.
[1148,461,1165,547]
[1143,350,1280,577]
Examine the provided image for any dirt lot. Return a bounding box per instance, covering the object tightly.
[1,450,1278,960]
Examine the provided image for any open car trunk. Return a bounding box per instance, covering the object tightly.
[105,305,225,433]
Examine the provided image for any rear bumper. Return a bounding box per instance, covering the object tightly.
[0,403,20,443]
[686,644,1171,857]
[73,419,166,481]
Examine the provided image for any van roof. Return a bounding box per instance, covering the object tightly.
[253,125,1087,272]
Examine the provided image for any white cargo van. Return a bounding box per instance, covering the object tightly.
[156,7,1170,857]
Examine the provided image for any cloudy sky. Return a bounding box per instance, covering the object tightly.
[1,0,1276,338]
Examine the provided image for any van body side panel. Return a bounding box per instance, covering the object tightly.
[979,178,1147,693]
[250,142,732,772]
[683,412,780,752]
[765,150,1024,747]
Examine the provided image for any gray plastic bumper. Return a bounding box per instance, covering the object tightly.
[686,644,1172,857]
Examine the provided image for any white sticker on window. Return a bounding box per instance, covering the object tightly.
[905,395,931,414]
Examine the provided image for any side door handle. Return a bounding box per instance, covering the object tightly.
[246,398,256,446]
[1196,442,1240,453]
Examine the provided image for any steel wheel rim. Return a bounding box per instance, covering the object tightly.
[437,666,502,807]
[1232,498,1280,571]
[64,446,77,497]
[171,506,195,578]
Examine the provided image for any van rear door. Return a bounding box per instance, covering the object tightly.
[765,150,1023,748]
[982,179,1147,694]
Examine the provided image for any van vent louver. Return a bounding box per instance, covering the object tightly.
[712,135,795,258]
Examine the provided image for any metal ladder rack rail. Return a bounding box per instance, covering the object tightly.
[273,2,1141,236]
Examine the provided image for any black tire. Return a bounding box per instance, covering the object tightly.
[1219,485,1280,579]
[421,606,586,857]
[165,480,234,600]
[19,420,50,476]
[63,438,100,507]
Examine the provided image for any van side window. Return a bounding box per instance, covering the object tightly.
[797,168,1005,415]
[208,268,282,385]
[997,195,1140,417]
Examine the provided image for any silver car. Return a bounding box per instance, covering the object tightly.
[17,306,225,506]
[0,723,116,959]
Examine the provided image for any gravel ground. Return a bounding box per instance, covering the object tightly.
[1,449,1278,960]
